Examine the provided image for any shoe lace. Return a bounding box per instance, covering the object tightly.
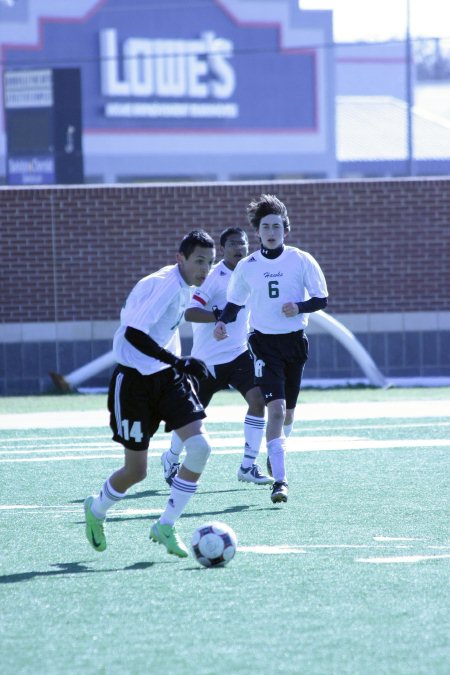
[273,480,286,490]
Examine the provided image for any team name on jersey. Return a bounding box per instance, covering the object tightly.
[264,271,283,278]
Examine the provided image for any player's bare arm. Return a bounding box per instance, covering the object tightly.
[185,307,217,323]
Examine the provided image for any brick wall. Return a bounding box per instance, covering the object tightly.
[1,177,450,323]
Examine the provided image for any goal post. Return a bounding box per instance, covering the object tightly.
[309,310,387,388]
[50,350,116,392]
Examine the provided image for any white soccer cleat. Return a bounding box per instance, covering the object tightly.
[161,451,180,486]
[237,464,274,485]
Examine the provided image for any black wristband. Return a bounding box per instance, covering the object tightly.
[218,302,242,324]
[212,305,222,321]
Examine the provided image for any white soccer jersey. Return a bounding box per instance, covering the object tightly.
[188,260,249,366]
[227,247,328,334]
[113,264,191,375]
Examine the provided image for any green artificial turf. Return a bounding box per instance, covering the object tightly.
[0,390,449,674]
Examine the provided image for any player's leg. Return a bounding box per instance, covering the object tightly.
[265,398,289,503]
[282,332,308,441]
[84,366,152,551]
[161,431,183,485]
[225,351,271,484]
[163,419,211,516]
[150,373,208,557]
[268,331,308,502]
[284,408,295,438]
[267,407,295,476]
[238,385,272,484]
[151,419,211,557]
[248,332,288,499]
[268,332,308,502]
[160,370,216,485]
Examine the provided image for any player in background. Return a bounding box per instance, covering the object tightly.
[161,227,272,487]
[84,230,215,558]
[214,195,328,504]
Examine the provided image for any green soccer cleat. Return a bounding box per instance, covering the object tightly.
[150,521,189,558]
[84,496,107,552]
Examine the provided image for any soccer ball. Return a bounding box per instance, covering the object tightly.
[191,521,237,568]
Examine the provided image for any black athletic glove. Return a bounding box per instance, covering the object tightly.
[173,357,209,380]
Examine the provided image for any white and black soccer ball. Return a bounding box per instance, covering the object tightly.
[191,521,237,568]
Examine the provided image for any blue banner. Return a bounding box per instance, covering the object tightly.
[7,155,55,184]
[4,0,317,132]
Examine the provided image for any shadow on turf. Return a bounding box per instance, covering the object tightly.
[181,504,252,518]
[69,487,248,506]
[74,503,252,525]
[69,489,166,504]
[0,560,174,585]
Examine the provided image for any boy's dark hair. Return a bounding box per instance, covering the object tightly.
[246,194,290,231]
[179,230,215,258]
[219,226,248,248]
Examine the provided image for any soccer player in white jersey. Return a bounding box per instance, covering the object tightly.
[83,230,215,558]
[161,227,272,487]
[214,195,328,504]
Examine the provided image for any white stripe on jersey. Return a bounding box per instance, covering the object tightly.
[227,247,328,334]
[188,260,248,367]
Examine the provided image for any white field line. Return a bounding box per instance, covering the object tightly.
[1,503,449,565]
[0,505,162,516]
[356,554,450,564]
[238,545,307,554]
[373,536,422,542]
[1,420,449,446]
[1,435,449,454]
[0,399,449,430]
[0,454,124,462]
[0,436,450,462]
[3,505,448,556]
[0,430,245,445]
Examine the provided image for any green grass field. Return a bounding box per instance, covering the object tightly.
[1,388,449,674]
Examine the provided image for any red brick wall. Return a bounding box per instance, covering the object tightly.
[1,177,449,323]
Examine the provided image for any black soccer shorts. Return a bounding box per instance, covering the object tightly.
[108,365,206,451]
[197,350,256,408]
[248,329,309,408]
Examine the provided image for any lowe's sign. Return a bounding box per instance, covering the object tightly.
[101,29,238,118]
[2,0,321,132]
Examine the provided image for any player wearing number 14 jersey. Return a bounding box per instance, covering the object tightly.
[83,230,216,558]
[214,195,328,504]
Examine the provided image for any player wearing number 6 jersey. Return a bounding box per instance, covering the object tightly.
[84,230,215,558]
[214,195,328,504]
